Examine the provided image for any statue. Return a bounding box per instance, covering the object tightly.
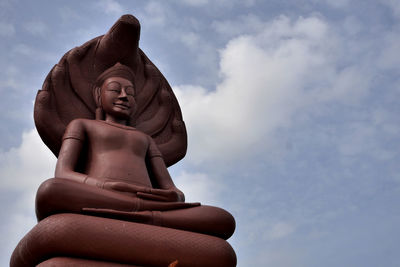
[11,15,236,267]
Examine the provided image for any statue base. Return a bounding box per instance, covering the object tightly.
[11,213,236,267]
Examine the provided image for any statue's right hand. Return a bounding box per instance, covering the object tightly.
[102,182,184,202]
[84,177,149,194]
[103,181,151,195]
[84,176,107,188]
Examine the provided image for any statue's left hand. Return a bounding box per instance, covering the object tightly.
[136,188,184,202]
[105,181,184,202]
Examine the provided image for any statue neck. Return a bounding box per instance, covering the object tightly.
[104,114,129,126]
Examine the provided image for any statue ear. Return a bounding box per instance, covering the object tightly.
[93,86,104,120]
[93,86,102,107]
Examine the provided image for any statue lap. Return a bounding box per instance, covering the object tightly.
[35,177,235,240]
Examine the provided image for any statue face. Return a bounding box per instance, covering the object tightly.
[101,77,136,120]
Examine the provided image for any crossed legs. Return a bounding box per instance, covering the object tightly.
[36,178,235,239]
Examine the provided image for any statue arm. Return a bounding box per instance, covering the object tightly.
[55,138,86,182]
[147,156,185,202]
[143,137,185,202]
[55,119,105,187]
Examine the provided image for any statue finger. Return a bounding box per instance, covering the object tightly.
[124,183,152,193]
[103,181,119,190]
[137,192,170,201]
[104,181,125,190]
[108,182,148,193]
[149,189,179,200]
[167,202,201,209]
[150,188,174,195]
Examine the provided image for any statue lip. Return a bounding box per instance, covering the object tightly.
[113,102,130,109]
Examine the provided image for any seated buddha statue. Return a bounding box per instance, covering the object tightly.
[36,63,235,240]
[11,14,236,267]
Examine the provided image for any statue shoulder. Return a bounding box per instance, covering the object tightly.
[66,118,91,130]
[64,118,102,136]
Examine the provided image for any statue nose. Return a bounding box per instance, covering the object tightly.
[119,88,128,99]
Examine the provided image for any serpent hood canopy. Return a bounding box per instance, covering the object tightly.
[34,14,187,167]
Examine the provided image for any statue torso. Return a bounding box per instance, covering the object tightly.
[69,119,154,187]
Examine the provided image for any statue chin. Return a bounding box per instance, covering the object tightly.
[11,14,236,267]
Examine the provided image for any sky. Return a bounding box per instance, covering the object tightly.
[1,0,400,266]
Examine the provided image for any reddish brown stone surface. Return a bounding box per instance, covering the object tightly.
[11,15,236,267]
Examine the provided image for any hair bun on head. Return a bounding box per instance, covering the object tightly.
[95,62,135,87]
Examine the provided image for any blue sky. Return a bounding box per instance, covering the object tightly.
[1,0,400,266]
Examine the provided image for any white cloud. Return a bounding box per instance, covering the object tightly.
[95,0,123,16]
[0,129,56,191]
[338,121,396,161]
[0,129,55,264]
[342,16,362,36]
[377,30,400,70]
[0,0,16,8]
[141,2,220,82]
[180,0,209,6]
[23,20,47,36]
[263,221,296,240]
[175,15,370,164]
[59,6,82,22]
[212,14,266,38]
[178,31,218,74]
[179,31,201,48]
[1,211,37,267]
[177,0,255,8]
[247,247,305,267]
[173,170,223,205]
[144,1,169,26]
[0,65,25,91]
[315,0,350,8]
[0,22,15,37]
[12,43,33,56]
[380,0,400,19]
[11,43,58,63]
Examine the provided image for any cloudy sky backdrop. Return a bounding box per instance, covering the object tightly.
[1,0,399,266]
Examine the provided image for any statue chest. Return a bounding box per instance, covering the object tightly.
[87,122,149,158]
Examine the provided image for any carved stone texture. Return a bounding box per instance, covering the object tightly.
[11,14,236,267]
[12,214,236,267]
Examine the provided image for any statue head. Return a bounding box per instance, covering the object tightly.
[35,15,187,165]
[93,63,137,124]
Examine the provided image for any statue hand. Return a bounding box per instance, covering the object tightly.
[84,176,108,188]
[103,181,150,193]
[136,188,184,202]
[104,181,184,202]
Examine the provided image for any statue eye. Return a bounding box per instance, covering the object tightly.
[106,81,122,93]
[125,86,135,96]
